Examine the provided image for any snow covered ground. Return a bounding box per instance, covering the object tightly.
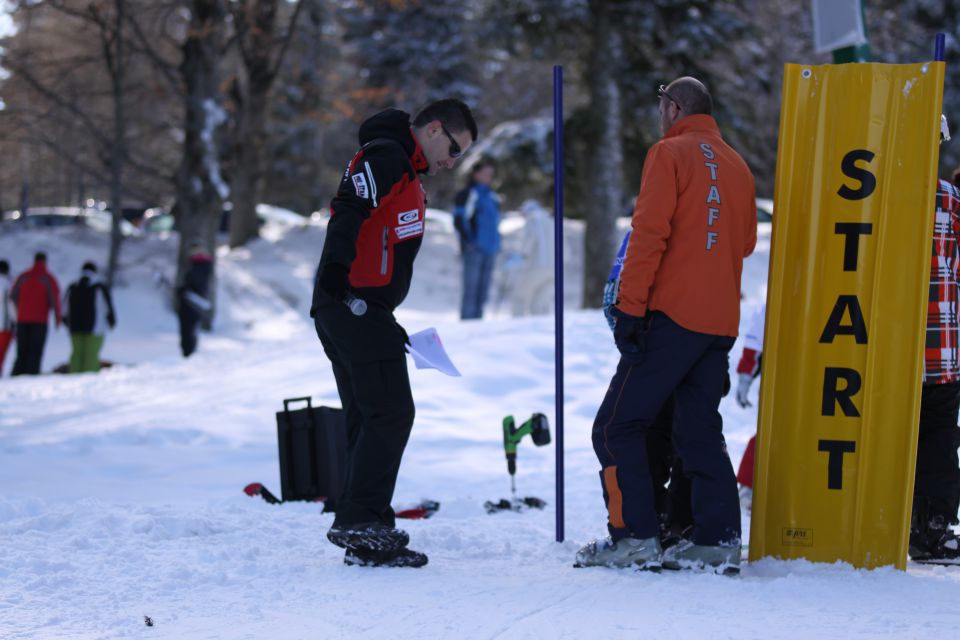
[1,215,959,640]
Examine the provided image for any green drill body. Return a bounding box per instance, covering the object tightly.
[501,413,551,495]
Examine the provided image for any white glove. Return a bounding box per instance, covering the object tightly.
[735,373,754,408]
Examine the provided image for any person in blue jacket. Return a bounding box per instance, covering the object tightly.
[454,159,501,320]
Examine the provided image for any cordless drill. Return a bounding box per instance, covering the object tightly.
[502,413,551,496]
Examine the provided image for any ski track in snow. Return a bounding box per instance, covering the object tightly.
[1,221,960,639]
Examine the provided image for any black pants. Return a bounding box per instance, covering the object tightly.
[646,397,693,532]
[313,301,413,528]
[592,312,738,546]
[915,382,960,523]
[11,322,48,376]
[178,305,200,357]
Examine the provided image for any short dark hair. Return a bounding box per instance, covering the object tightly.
[666,77,713,116]
[35,252,47,263]
[0,260,8,275]
[82,261,97,272]
[471,158,495,176]
[413,98,478,142]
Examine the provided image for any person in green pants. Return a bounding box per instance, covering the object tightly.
[64,262,116,373]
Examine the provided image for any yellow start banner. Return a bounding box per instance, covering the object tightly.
[749,62,945,570]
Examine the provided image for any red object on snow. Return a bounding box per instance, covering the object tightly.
[243,482,283,504]
[395,500,440,520]
[395,507,430,519]
[737,436,756,487]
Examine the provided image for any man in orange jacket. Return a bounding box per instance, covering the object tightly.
[576,77,757,573]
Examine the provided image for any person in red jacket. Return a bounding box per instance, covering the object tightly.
[10,252,62,375]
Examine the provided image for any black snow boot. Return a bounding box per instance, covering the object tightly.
[327,522,409,553]
[909,502,960,562]
[344,547,428,568]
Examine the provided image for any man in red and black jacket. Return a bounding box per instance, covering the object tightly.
[311,99,477,568]
[10,252,61,375]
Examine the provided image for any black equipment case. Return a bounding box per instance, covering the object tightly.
[276,397,347,506]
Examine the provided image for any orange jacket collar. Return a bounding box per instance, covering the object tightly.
[664,114,720,139]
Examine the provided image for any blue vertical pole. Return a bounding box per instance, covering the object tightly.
[935,33,945,61]
[553,65,565,543]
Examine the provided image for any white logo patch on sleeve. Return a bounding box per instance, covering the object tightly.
[397,209,421,224]
[395,221,424,240]
[351,173,369,199]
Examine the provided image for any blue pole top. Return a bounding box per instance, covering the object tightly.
[935,33,946,62]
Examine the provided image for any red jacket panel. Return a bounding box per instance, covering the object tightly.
[11,262,62,325]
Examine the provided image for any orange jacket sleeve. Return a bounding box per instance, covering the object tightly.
[616,143,677,317]
[744,193,757,258]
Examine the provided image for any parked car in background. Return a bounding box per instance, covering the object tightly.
[141,207,176,234]
[141,203,311,235]
[4,206,141,236]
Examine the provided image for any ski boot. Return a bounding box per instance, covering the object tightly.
[661,539,741,575]
[327,522,410,553]
[344,547,428,568]
[574,536,662,571]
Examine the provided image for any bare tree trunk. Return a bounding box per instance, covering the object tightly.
[227,0,305,249]
[582,0,624,308]
[106,0,126,288]
[174,0,228,312]
[228,87,267,248]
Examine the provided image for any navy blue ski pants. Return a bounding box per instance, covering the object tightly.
[592,311,741,546]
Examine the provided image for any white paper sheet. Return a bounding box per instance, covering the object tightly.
[406,327,461,377]
[183,290,212,312]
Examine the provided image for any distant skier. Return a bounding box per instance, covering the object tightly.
[177,245,213,358]
[63,262,116,373]
[453,158,502,320]
[0,259,15,375]
[10,252,62,375]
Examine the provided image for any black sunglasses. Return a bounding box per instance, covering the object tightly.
[441,124,462,158]
[658,84,682,111]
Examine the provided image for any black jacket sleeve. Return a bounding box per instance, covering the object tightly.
[99,283,117,328]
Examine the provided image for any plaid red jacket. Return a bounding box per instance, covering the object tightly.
[924,179,960,384]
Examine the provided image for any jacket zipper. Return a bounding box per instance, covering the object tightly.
[380,226,389,275]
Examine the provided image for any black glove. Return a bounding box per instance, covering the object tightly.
[722,370,731,397]
[107,311,116,329]
[610,307,645,355]
[397,322,410,346]
[318,263,350,301]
